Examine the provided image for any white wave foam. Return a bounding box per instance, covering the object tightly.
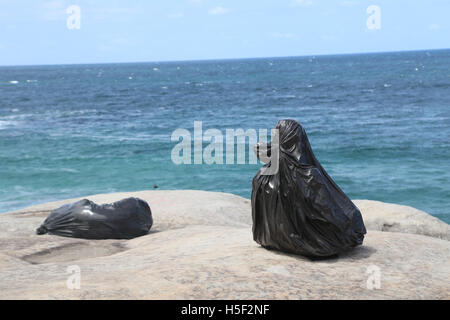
[57,168,80,173]
[9,80,19,84]
[36,167,80,173]
[0,120,17,129]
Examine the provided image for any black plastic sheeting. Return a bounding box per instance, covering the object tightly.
[252,119,366,258]
[36,197,153,240]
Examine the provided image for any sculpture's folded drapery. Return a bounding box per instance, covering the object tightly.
[36,197,153,240]
[252,119,366,258]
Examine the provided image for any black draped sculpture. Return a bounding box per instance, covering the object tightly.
[36,197,153,240]
[252,119,366,258]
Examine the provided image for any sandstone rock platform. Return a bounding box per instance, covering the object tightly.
[0,190,448,299]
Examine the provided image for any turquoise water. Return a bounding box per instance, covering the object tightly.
[0,49,449,223]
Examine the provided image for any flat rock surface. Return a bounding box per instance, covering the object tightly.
[354,200,450,240]
[0,190,449,299]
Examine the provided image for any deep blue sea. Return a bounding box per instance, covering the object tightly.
[0,50,449,223]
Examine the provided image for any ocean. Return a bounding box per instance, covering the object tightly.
[0,49,449,223]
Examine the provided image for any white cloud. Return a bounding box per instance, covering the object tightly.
[428,24,439,31]
[208,6,230,15]
[270,32,296,39]
[290,0,313,7]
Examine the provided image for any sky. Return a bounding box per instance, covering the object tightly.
[0,0,449,66]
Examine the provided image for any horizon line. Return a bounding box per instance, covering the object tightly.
[1,47,449,68]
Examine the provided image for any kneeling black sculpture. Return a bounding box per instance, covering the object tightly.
[36,197,153,240]
[252,119,366,258]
